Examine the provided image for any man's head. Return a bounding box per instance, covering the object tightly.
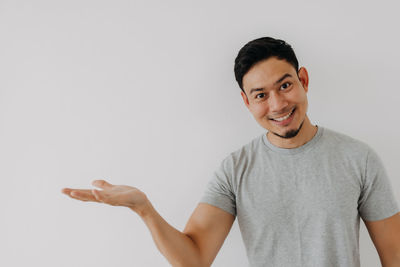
[234,37,310,140]
[234,37,299,92]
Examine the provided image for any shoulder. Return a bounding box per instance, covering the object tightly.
[320,127,372,157]
[220,134,264,171]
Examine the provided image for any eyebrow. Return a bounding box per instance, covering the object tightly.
[249,73,293,95]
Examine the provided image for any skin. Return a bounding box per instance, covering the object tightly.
[62,56,400,266]
[241,57,318,148]
[60,57,319,266]
[240,57,400,266]
[61,180,149,215]
[62,181,234,267]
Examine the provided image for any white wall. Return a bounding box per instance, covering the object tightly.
[0,0,399,266]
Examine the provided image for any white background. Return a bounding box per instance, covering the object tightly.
[1,0,399,266]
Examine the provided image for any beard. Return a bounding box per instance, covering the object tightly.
[271,119,304,139]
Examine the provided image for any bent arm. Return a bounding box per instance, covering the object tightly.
[62,180,234,267]
[138,202,235,267]
[364,212,400,267]
[138,200,203,267]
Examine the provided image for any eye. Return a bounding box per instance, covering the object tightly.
[255,93,265,99]
[280,82,291,90]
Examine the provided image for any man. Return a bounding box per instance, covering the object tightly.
[62,37,400,267]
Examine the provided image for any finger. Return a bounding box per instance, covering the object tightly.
[63,189,98,202]
[62,188,81,197]
[61,188,72,195]
[69,193,91,202]
[92,179,113,190]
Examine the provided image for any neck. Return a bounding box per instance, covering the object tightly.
[267,116,318,149]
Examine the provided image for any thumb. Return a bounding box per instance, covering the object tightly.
[92,179,113,190]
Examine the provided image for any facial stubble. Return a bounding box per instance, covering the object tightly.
[270,119,305,139]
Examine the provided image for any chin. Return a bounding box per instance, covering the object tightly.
[269,121,304,139]
[281,128,301,139]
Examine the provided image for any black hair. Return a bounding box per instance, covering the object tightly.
[234,37,299,92]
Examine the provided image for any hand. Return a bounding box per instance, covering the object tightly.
[61,180,149,214]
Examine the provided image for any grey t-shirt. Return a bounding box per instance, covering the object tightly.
[200,126,399,267]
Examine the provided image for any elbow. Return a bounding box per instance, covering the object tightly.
[173,263,207,267]
[382,252,400,267]
[173,258,209,267]
[175,261,210,267]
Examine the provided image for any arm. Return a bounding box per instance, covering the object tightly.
[142,202,234,267]
[363,212,400,267]
[62,180,235,267]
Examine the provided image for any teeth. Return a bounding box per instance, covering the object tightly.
[273,108,294,122]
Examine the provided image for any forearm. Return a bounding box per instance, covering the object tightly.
[133,201,204,267]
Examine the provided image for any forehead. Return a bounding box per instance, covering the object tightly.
[242,57,296,94]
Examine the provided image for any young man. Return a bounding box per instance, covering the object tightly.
[62,37,400,267]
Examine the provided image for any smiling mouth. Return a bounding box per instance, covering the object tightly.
[270,107,296,122]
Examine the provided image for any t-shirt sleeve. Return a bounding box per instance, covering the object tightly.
[199,157,237,217]
[358,147,400,221]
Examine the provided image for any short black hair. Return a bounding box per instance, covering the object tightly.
[234,37,299,92]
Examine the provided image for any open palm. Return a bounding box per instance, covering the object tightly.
[62,180,148,211]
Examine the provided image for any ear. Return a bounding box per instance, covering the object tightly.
[241,90,250,109]
[297,67,309,93]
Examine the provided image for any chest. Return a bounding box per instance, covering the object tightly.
[235,157,362,223]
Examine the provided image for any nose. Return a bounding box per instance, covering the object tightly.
[268,91,288,114]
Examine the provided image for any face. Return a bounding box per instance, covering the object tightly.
[241,57,309,139]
